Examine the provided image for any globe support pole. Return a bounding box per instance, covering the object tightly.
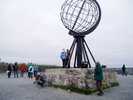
[66,34,95,68]
[76,36,83,67]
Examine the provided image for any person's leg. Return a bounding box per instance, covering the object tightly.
[124,71,127,76]
[40,81,44,87]
[63,59,66,67]
[39,80,44,87]
[16,71,18,78]
[29,72,31,78]
[125,71,127,76]
[23,72,25,77]
[14,71,16,78]
[122,71,123,76]
[28,72,30,78]
[122,71,124,76]
[64,59,67,66]
[7,72,9,78]
[99,80,104,94]
[9,72,11,78]
[31,73,33,78]
[37,81,43,87]
[8,72,11,78]
[96,80,103,95]
[21,72,23,77]
[62,60,64,67]
[22,72,24,77]
[96,80,99,91]
[21,72,22,77]
[34,71,37,77]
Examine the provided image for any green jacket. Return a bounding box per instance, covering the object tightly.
[94,63,103,80]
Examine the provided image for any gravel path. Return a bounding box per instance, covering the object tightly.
[0,74,133,100]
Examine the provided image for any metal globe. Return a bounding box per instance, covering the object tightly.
[60,0,101,36]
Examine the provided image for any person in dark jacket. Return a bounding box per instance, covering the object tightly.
[122,64,127,76]
[94,62,104,96]
[13,62,19,78]
[34,73,47,87]
[7,64,12,78]
[65,49,70,67]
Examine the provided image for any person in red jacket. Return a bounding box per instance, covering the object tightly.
[19,63,28,77]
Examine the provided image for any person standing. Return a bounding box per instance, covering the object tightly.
[65,49,70,67]
[60,49,67,68]
[33,65,39,78]
[19,63,28,77]
[13,62,19,78]
[122,64,127,76]
[28,64,34,79]
[7,64,12,78]
[94,62,104,96]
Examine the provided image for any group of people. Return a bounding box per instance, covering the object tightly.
[27,64,39,79]
[7,62,39,79]
[60,49,69,67]
[7,62,47,87]
[7,62,21,78]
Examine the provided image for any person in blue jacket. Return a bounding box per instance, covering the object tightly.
[60,49,67,68]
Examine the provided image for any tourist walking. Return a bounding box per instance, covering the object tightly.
[13,62,19,78]
[94,62,104,96]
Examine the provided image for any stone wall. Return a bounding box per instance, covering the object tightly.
[44,68,118,89]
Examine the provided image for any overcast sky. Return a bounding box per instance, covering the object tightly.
[0,0,133,67]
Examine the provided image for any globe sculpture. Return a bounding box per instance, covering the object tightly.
[60,0,101,68]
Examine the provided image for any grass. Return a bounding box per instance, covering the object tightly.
[52,82,119,95]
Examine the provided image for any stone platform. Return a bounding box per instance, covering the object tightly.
[44,68,118,89]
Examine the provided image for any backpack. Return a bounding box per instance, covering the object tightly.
[29,68,32,71]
